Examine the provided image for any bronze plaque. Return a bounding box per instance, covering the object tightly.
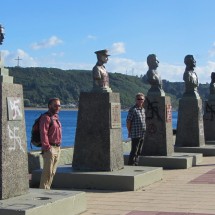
[110,103,121,128]
[7,97,23,121]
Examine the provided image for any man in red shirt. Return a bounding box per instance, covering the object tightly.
[39,98,62,189]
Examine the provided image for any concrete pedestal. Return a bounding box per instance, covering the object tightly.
[0,83,29,199]
[142,96,174,156]
[72,92,124,171]
[31,165,163,191]
[203,100,215,141]
[175,97,205,147]
[0,189,86,215]
[174,144,215,156]
[124,153,203,169]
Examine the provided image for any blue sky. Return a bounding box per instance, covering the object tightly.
[1,0,215,83]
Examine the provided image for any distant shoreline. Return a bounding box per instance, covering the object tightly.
[24,107,129,111]
[24,107,78,111]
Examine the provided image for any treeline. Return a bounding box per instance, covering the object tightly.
[8,67,210,110]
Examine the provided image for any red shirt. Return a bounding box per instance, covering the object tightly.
[39,112,62,151]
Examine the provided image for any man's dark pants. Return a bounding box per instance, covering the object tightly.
[128,137,144,166]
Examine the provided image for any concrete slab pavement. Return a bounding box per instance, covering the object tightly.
[80,156,215,215]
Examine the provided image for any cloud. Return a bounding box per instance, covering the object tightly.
[51,52,65,57]
[195,61,215,83]
[208,42,215,58]
[1,48,213,84]
[108,56,212,84]
[30,36,63,50]
[1,49,38,67]
[87,35,97,40]
[108,57,146,75]
[110,42,126,55]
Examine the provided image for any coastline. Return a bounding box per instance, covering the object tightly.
[24,107,128,111]
[24,107,79,111]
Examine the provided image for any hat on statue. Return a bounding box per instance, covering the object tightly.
[94,49,110,56]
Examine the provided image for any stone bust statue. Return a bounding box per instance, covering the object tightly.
[210,72,215,94]
[183,55,200,98]
[0,25,4,45]
[208,72,215,101]
[146,54,165,96]
[92,49,112,93]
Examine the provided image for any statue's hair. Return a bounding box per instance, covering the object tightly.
[184,55,193,65]
[147,54,156,65]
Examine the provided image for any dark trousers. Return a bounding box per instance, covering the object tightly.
[128,137,144,166]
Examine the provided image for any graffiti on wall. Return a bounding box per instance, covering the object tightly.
[146,98,162,121]
[7,125,25,153]
[7,97,22,121]
[205,103,215,121]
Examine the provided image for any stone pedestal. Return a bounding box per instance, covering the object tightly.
[142,96,174,156]
[0,189,86,215]
[175,97,205,147]
[203,100,215,141]
[32,166,163,191]
[72,92,124,171]
[0,82,29,199]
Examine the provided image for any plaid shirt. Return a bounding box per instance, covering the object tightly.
[126,105,146,138]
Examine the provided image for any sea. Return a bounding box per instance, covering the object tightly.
[25,110,178,151]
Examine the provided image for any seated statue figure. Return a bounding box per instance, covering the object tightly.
[92,49,112,93]
[183,55,200,98]
[146,54,165,96]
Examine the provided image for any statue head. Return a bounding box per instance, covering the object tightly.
[95,49,110,64]
[147,54,159,70]
[184,55,196,69]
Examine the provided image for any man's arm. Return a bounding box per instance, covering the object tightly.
[126,120,131,138]
[40,115,51,152]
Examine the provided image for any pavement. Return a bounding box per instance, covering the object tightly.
[79,156,215,215]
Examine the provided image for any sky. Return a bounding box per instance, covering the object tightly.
[1,0,215,83]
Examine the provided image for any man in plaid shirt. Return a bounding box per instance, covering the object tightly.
[126,93,146,166]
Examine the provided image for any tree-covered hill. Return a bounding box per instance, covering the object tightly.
[8,67,210,110]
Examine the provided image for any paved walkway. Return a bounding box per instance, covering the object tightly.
[81,156,215,215]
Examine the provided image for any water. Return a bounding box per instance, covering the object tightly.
[25,110,178,151]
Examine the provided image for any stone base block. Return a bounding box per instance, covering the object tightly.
[124,153,202,169]
[174,145,215,156]
[31,166,163,191]
[0,188,86,215]
[175,97,205,147]
[205,140,215,145]
[72,92,124,171]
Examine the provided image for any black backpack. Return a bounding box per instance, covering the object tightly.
[30,112,53,148]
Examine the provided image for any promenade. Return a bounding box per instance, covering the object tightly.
[81,156,215,215]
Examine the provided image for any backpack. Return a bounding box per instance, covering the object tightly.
[30,112,53,148]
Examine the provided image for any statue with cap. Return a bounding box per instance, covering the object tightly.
[92,49,112,93]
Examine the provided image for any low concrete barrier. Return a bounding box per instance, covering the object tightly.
[28,141,131,173]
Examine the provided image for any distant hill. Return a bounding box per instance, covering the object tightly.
[8,67,210,110]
